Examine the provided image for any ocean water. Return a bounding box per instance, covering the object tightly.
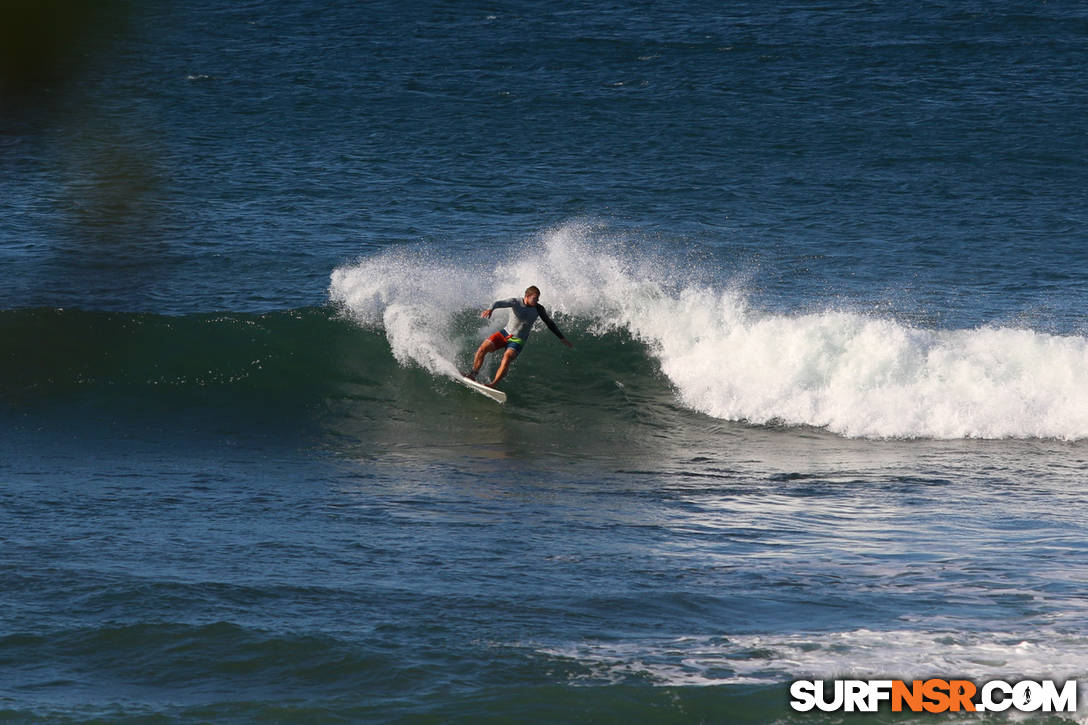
[3,1,1088,722]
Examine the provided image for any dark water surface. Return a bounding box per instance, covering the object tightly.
[3,1,1087,722]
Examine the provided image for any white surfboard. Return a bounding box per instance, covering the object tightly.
[454,375,507,403]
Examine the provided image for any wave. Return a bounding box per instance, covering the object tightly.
[0,307,380,402]
[329,222,1088,441]
[0,304,664,416]
[5,224,1085,443]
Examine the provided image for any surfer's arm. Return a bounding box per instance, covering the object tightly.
[482,298,517,318]
[538,305,574,347]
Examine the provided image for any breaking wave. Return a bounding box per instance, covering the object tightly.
[330,222,1088,440]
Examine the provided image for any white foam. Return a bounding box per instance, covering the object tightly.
[537,628,1088,721]
[328,248,488,379]
[329,223,1088,440]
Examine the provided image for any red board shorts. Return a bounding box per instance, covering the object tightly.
[487,329,524,353]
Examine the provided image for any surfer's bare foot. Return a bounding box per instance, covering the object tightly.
[462,370,477,380]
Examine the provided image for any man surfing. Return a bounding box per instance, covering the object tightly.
[465,285,573,388]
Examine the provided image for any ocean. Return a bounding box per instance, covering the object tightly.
[3,1,1088,722]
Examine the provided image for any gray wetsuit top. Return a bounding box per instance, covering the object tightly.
[489,298,566,343]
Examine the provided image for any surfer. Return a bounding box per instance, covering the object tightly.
[465,285,573,388]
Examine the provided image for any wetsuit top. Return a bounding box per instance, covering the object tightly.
[489,298,566,343]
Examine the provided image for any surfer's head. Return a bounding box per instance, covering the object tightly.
[524,285,540,306]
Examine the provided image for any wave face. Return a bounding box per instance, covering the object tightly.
[330,223,1088,441]
[0,307,370,403]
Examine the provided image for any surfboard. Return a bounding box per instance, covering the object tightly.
[454,375,507,403]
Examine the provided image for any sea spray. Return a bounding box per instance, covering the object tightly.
[329,249,493,378]
[330,224,1088,440]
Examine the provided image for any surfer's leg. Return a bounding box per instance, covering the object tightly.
[470,339,497,377]
[489,348,518,387]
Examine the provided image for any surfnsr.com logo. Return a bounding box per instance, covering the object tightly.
[790,679,1078,713]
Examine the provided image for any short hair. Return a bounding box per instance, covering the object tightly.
[524,285,541,297]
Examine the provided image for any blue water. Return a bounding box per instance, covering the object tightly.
[3,1,1088,722]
